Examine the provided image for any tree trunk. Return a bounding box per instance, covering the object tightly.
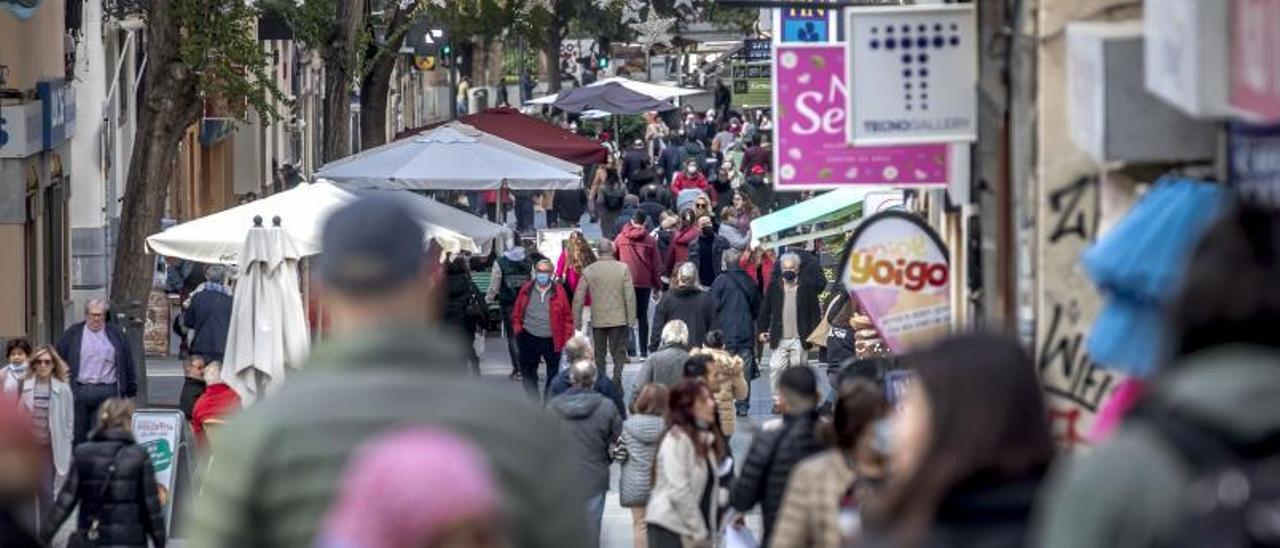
[321,0,366,163]
[109,0,202,405]
[541,27,562,93]
[359,2,412,150]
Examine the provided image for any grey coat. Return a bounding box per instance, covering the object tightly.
[630,344,690,407]
[1037,345,1280,548]
[550,388,624,495]
[618,414,666,507]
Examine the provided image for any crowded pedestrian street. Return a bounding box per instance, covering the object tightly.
[3,0,1279,547]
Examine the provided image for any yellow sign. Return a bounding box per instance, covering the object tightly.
[414,55,436,71]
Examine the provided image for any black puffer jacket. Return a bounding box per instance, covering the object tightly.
[729,410,825,545]
[650,286,717,351]
[442,267,481,336]
[43,429,166,548]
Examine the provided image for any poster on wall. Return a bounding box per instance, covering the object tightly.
[133,410,185,535]
[781,5,831,42]
[838,210,951,353]
[845,5,978,145]
[773,43,951,190]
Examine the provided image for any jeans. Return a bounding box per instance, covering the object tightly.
[501,306,520,374]
[518,331,561,401]
[634,287,652,358]
[586,491,607,548]
[74,382,121,444]
[515,192,535,232]
[769,337,809,388]
[730,345,755,415]
[593,325,631,387]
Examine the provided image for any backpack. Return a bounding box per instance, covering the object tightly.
[1136,400,1280,548]
[601,180,626,211]
[497,257,531,306]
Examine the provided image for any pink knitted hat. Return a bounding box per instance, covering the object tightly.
[318,427,503,548]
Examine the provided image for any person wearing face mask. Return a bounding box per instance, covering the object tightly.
[772,380,889,548]
[511,259,576,400]
[758,253,823,390]
[2,339,32,401]
[689,215,731,287]
[646,380,730,548]
[672,159,711,201]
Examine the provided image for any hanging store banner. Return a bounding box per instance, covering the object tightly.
[1231,0,1280,122]
[838,210,951,353]
[1228,122,1280,207]
[845,5,978,145]
[773,43,950,190]
[781,4,832,43]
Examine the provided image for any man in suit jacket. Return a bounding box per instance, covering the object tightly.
[55,297,137,443]
[573,239,637,388]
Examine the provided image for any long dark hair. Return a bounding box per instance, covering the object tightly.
[866,332,1053,543]
[1169,200,1280,358]
[662,380,727,462]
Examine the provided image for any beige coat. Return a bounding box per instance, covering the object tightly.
[646,428,720,541]
[573,256,636,329]
[771,449,856,548]
[692,347,748,435]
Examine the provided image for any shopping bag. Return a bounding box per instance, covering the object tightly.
[721,524,758,548]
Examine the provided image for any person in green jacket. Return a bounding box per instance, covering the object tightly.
[1037,201,1280,548]
[184,196,591,548]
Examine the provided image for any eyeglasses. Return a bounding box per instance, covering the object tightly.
[32,359,53,365]
[87,312,106,318]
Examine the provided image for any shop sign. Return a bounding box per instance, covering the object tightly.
[1143,0,1232,118]
[0,102,44,159]
[781,4,831,43]
[1231,0,1280,122]
[37,80,76,150]
[845,5,978,145]
[1229,122,1280,207]
[838,210,951,353]
[773,43,949,190]
[133,410,185,534]
[743,39,771,61]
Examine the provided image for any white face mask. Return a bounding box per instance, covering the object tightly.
[687,166,698,174]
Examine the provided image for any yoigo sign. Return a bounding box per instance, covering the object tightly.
[845,5,977,145]
[838,210,951,353]
[133,410,186,535]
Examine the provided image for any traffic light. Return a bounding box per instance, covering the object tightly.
[440,42,453,68]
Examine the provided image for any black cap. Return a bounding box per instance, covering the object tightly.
[319,195,425,295]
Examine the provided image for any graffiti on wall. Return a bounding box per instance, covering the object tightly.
[1037,175,1121,449]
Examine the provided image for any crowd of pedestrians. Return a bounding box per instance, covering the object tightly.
[2,179,1279,548]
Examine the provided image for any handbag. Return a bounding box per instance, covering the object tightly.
[69,445,126,548]
[609,436,630,462]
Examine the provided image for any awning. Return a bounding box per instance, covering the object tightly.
[393,107,607,167]
[750,187,901,246]
[316,123,581,190]
[527,76,706,105]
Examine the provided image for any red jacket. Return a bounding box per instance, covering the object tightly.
[670,225,701,275]
[673,172,714,202]
[615,223,664,289]
[511,281,574,351]
[192,383,241,445]
[741,252,776,290]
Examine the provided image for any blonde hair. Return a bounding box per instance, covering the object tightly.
[25,345,70,383]
[95,398,135,434]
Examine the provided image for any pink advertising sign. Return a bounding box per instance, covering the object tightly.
[1232,0,1280,122]
[772,43,950,190]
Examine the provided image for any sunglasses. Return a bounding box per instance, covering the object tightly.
[32,359,53,365]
